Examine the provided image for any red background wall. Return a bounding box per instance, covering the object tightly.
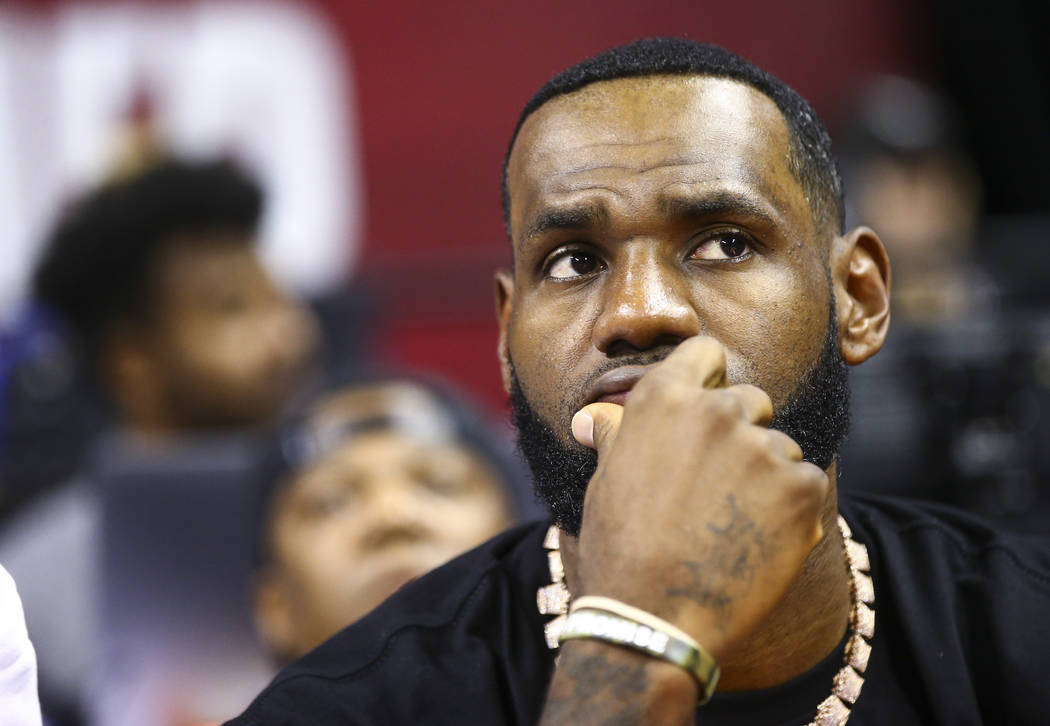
[37,0,900,414]
[299,0,929,413]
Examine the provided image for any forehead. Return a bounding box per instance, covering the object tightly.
[506,75,807,243]
[301,429,453,471]
[311,383,452,436]
[154,233,259,291]
[280,429,493,504]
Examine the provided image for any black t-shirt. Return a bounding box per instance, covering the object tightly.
[227,494,1050,725]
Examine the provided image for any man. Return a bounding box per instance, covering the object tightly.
[3,157,322,511]
[254,378,521,663]
[227,39,1050,725]
[1,157,320,725]
[32,156,320,434]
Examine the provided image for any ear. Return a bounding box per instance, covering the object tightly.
[494,268,515,393]
[253,567,297,662]
[831,226,891,365]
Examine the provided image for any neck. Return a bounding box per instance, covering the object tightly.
[120,403,181,438]
[557,463,851,692]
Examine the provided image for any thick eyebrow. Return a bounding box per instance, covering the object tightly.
[522,203,608,245]
[658,191,780,228]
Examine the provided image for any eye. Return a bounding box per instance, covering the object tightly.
[417,473,466,496]
[409,457,469,496]
[690,231,755,262]
[546,250,603,279]
[299,489,353,518]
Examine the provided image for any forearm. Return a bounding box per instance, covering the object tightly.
[539,640,698,726]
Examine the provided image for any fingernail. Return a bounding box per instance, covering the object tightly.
[571,410,595,448]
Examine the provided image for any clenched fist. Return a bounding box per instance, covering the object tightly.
[567,336,829,662]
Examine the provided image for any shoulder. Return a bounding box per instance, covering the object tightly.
[841,492,1050,588]
[228,520,554,726]
[0,565,42,726]
[840,494,1050,718]
[841,492,1050,703]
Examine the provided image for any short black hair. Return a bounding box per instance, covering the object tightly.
[501,37,844,239]
[33,157,264,359]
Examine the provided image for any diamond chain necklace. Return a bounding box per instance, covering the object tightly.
[537,515,875,726]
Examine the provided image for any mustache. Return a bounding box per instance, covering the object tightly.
[571,343,749,410]
[573,346,676,397]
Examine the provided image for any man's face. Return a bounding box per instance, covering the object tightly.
[143,233,320,428]
[498,76,844,530]
[261,386,513,659]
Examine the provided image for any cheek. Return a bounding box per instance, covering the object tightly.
[429,493,510,549]
[207,322,258,370]
[282,522,362,593]
[172,317,262,382]
[511,292,589,364]
[164,315,228,367]
[711,268,829,406]
[509,290,596,400]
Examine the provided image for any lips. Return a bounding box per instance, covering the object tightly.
[585,365,651,406]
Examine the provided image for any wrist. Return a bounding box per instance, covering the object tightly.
[560,596,720,703]
[544,639,699,725]
[574,585,733,661]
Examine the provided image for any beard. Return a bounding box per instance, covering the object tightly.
[509,307,851,536]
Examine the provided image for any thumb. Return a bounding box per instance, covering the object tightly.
[571,402,624,452]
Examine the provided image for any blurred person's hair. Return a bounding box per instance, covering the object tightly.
[501,37,845,237]
[838,75,961,161]
[32,157,264,364]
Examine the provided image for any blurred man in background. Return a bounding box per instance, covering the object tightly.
[1,157,324,516]
[0,157,321,725]
[34,157,320,435]
[839,76,988,328]
[254,377,527,663]
[836,77,1050,530]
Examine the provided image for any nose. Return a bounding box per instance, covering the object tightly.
[357,477,430,551]
[592,246,699,354]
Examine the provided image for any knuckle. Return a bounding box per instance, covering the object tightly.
[742,425,775,454]
[696,336,726,364]
[634,364,672,393]
[731,383,773,419]
[632,372,683,405]
[673,335,726,377]
[731,382,763,398]
[803,462,830,486]
[682,334,720,355]
[737,427,788,474]
[767,429,803,459]
[795,464,830,503]
[701,389,743,420]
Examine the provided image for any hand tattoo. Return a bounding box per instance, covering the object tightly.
[667,494,768,625]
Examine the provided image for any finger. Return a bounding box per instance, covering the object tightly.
[725,384,773,426]
[798,460,831,544]
[643,336,727,390]
[572,402,624,452]
[765,428,803,462]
